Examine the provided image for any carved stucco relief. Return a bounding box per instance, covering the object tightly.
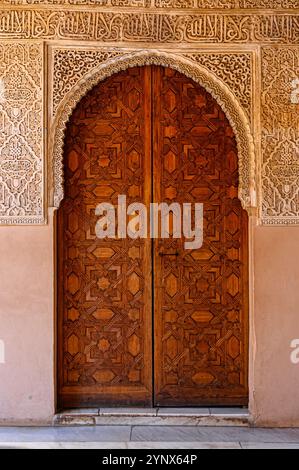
[185,53,252,121]
[52,49,125,116]
[0,42,44,224]
[49,49,256,212]
[0,9,298,44]
[52,48,252,120]
[261,47,299,224]
[2,1,299,8]
[0,4,298,225]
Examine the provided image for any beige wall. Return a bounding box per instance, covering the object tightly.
[0,217,55,425]
[1,216,299,426]
[252,226,299,427]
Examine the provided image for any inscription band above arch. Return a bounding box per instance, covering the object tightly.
[49,50,256,212]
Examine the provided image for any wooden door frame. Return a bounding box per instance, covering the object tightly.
[51,52,257,411]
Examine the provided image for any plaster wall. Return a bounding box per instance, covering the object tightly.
[0,218,55,425]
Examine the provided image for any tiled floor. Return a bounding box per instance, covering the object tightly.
[0,426,299,449]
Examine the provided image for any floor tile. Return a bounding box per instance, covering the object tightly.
[131,426,202,442]
[0,441,128,449]
[130,425,299,443]
[196,426,299,443]
[241,442,299,449]
[128,441,241,449]
[0,426,131,442]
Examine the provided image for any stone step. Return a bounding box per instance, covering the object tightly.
[54,407,249,427]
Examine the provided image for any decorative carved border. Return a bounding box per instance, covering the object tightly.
[261,46,299,225]
[0,5,297,225]
[0,9,298,44]
[0,42,44,224]
[51,48,253,120]
[49,49,256,212]
[2,0,299,9]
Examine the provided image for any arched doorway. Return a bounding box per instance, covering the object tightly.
[57,65,248,408]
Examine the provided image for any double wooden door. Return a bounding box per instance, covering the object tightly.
[58,66,248,408]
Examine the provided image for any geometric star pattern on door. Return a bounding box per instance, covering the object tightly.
[58,66,152,407]
[153,67,248,405]
[58,66,248,408]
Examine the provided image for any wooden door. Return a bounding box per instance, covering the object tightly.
[58,65,248,409]
[153,67,248,406]
[58,67,153,408]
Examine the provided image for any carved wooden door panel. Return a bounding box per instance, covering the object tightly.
[58,67,153,407]
[58,65,248,409]
[153,67,249,406]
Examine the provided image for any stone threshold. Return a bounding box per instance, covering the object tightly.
[54,407,249,427]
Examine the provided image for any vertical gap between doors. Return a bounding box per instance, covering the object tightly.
[150,65,155,407]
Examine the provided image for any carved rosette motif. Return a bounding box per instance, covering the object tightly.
[49,49,256,212]
[0,43,43,224]
[261,47,299,224]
